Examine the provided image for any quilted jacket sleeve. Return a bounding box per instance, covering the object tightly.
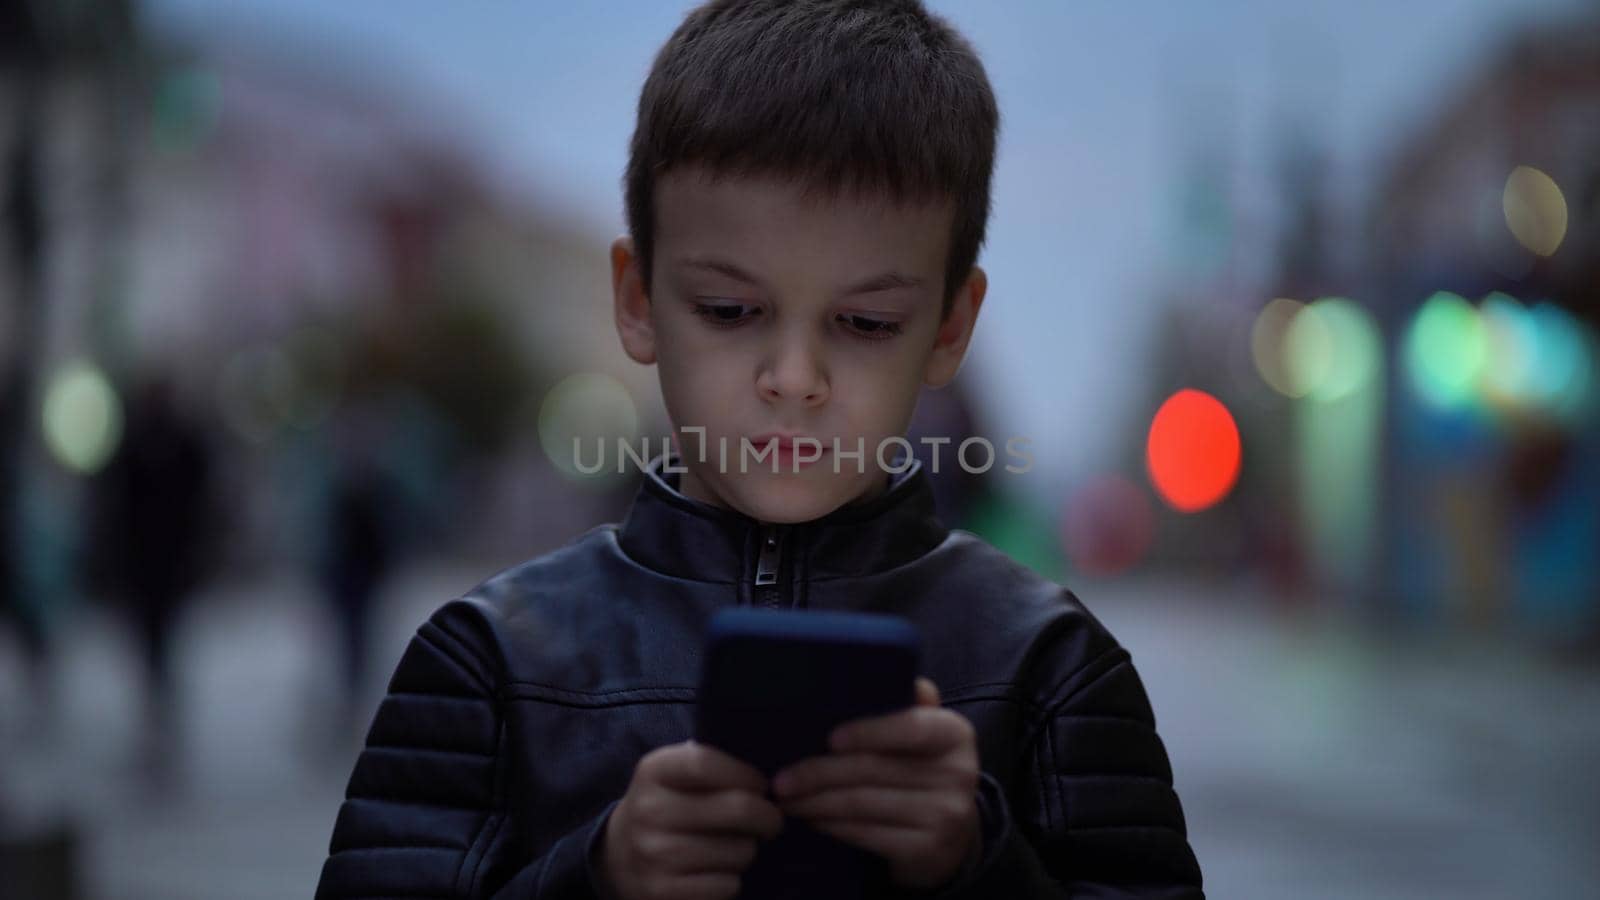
[315,598,616,899]
[918,645,1205,899]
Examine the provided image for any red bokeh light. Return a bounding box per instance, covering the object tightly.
[1146,389,1241,513]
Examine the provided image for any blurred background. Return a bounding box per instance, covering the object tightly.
[1,1,1597,897]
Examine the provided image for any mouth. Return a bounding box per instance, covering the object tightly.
[748,434,831,468]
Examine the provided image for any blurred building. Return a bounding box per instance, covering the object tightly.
[1373,20,1600,309]
[1116,14,1600,644]
[7,19,666,587]
[1366,18,1600,638]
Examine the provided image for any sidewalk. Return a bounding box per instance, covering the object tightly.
[0,560,480,900]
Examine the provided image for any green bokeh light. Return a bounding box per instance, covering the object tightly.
[41,360,124,475]
[1405,292,1488,410]
[1285,298,1380,403]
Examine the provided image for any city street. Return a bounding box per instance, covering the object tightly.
[2,560,1597,899]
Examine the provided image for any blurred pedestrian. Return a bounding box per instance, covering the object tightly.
[315,418,399,729]
[87,373,218,780]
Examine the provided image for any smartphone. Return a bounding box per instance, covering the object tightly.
[692,607,923,900]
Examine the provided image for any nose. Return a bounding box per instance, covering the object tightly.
[757,335,829,407]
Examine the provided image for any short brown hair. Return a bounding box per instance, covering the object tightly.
[623,0,1000,319]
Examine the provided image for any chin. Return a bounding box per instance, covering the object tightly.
[723,472,857,524]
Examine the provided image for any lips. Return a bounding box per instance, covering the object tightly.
[747,433,831,466]
[749,433,827,452]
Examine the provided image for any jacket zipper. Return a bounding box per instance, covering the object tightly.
[754,523,786,608]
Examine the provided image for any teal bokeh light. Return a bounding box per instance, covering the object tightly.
[1405,292,1488,410]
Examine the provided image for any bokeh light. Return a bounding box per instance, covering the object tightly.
[1526,302,1595,423]
[1288,298,1381,403]
[1478,293,1539,406]
[538,372,640,481]
[1280,301,1334,399]
[41,360,124,475]
[1146,389,1241,513]
[1405,292,1488,410]
[1061,473,1156,576]
[1251,298,1307,397]
[1502,165,1568,257]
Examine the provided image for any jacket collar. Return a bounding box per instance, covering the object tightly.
[616,451,949,587]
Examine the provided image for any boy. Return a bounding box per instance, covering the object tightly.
[315,1,1204,898]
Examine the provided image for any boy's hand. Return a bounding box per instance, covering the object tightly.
[772,677,982,894]
[598,740,784,900]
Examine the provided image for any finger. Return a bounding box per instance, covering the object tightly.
[822,679,939,751]
[779,785,935,827]
[650,740,768,794]
[655,872,743,900]
[633,831,760,875]
[773,752,967,798]
[808,818,929,863]
[656,787,784,840]
[831,707,974,756]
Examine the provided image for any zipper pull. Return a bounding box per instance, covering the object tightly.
[755,524,782,587]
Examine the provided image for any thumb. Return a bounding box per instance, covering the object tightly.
[914,676,940,707]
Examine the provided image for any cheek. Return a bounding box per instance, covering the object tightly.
[659,347,747,419]
[831,374,922,440]
[656,315,735,377]
[834,346,927,403]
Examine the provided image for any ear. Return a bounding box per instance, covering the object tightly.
[611,236,656,365]
[923,265,987,388]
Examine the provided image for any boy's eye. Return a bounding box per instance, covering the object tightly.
[690,301,760,327]
[689,301,902,341]
[838,314,904,341]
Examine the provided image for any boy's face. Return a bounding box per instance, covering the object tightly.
[611,164,986,524]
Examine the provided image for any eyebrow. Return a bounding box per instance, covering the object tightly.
[675,256,925,296]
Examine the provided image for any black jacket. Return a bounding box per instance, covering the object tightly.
[315,454,1205,898]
